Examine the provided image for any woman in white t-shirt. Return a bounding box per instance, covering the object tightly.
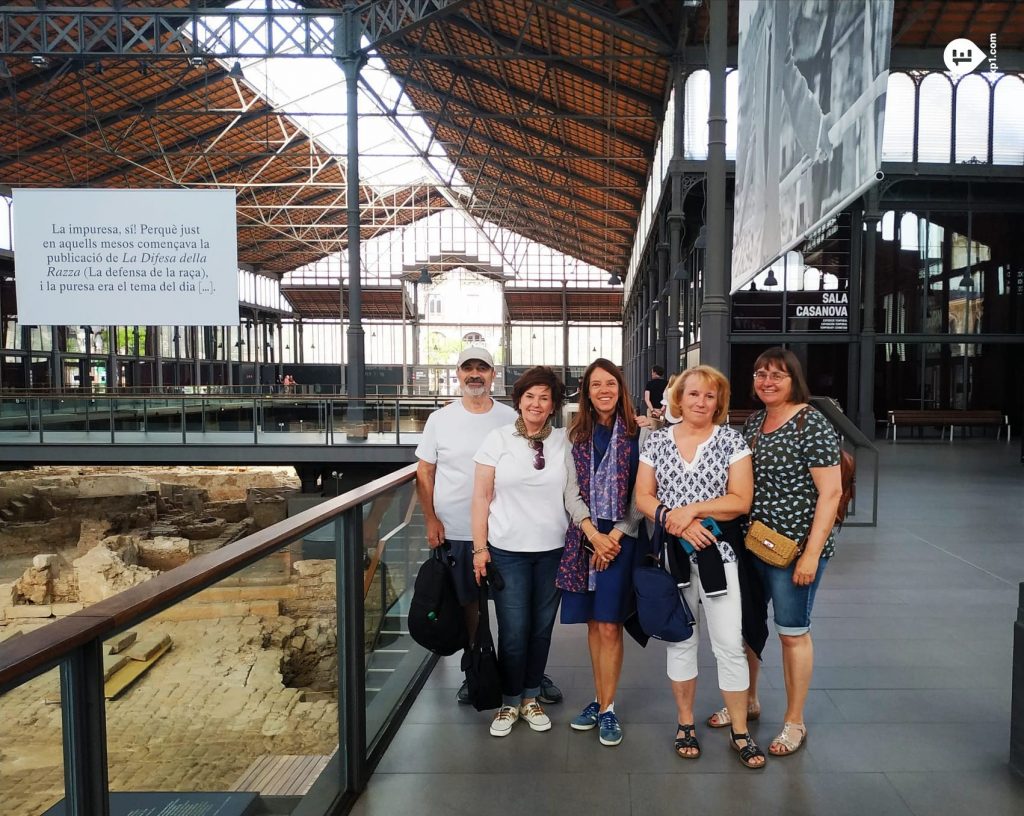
[635,365,765,769]
[472,366,569,738]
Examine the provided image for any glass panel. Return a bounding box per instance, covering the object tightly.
[109,397,145,433]
[0,665,65,815]
[881,72,915,161]
[0,395,36,439]
[992,75,1024,164]
[259,397,327,439]
[362,480,432,746]
[103,534,342,807]
[917,74,953,163]
[39,395,110,439]
[955,74,991,163]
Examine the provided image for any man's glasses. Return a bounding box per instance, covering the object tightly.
[529,438,545,470]
[753,370,790,383]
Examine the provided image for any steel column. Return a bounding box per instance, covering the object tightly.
[338,8,366,398]
[336,511,368,793]
[60,641,109,816]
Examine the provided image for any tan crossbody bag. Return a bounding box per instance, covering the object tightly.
[744,410,805,569]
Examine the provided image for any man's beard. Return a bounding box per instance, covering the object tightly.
[463,382,487,396]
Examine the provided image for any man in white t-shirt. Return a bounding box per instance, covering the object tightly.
[415,347,518,704]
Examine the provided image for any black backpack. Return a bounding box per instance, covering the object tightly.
[461,566,504,711]
[408,548,467,656]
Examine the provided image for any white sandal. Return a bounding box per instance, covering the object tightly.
[769,721,807,755]
[705,703,761,729]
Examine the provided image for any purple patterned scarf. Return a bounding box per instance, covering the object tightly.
[556,415,633,592]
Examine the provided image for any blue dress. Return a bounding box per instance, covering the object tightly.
[560,423,642,624]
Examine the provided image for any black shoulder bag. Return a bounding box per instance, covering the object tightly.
[461,565,505,711]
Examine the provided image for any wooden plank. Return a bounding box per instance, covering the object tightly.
[103,638,171,699]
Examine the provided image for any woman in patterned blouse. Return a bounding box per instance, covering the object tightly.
[635,365,765,769]
[705,347,842,757]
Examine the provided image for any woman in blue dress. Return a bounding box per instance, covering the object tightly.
[558,358,644,747]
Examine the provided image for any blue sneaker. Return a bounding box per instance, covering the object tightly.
[598,711,622,746]
[570,701,601,731]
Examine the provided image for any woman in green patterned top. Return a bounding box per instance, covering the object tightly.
[705,347,842,757]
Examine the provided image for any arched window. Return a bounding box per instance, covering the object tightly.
[881,72,915,161]
[917,73,953,162]
[993,75,1024,164]
[684,70,709,160]
[954,74,991,163]
[726,70,738,161]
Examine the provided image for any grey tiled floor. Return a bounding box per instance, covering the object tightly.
[353,442,1024,815]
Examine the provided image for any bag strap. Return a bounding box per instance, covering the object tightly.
[473,565,503,649]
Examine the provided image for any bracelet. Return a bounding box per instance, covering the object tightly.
[472,547,489,555]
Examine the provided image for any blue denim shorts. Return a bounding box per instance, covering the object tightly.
[751,556,828,636]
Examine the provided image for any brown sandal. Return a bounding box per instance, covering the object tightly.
[769,722,807,756]
[705,704,761,729]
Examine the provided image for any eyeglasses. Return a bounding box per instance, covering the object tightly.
[528,438,545,470]
[753,370,790,383]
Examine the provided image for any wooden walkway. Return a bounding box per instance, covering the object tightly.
[230,754,332,797]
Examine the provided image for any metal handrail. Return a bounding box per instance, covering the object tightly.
[0,462,420,816]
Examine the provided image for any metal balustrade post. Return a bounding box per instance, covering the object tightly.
[109,398,115,443]
[336,509,367,794]
[60,640,110,816]
[1012,583,1024,778]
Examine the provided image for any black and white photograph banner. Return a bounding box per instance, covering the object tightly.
[731,0,894,292]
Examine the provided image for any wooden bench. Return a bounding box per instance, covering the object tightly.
[887,409,1011,443]
[726,409,756,427]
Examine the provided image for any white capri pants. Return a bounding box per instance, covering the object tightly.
[665,559,749,692]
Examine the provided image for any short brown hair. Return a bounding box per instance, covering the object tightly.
[512,366,566,413]
[751,346,811,404]
[669,365,731,425]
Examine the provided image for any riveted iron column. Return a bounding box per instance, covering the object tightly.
[859,190,881,437]
[656,240,669,368]
[700,0,730,370]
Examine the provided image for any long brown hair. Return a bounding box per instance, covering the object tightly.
[569,358,638,444]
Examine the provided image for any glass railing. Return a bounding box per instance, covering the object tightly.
[0,396,464,446]
[0,463,429,815]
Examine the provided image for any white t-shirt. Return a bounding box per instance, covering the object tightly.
[414,399,516,541]
[473,425,569,552]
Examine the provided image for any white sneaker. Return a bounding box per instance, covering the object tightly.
[489,705,520,737]
[519,701,552,732]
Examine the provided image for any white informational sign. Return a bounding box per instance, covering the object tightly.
[12,188,239,325]
[731,0,894,292]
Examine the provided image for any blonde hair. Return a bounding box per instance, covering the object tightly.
[668,365,731,425]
